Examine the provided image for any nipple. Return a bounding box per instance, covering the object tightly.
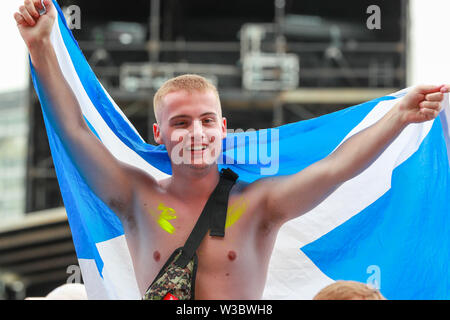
[227,250,237,261]
[153,250,161,262]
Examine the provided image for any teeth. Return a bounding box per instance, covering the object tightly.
[189,146,206,151]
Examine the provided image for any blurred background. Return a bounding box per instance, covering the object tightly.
[0,0,448,299]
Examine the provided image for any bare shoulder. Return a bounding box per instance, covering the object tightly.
[232,176,290,225]
[228,177,287,237]
[232,176,280,197]
[230,179,251,195]
[229,176,279,213]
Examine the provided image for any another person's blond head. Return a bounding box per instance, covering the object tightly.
[313,280,386,300]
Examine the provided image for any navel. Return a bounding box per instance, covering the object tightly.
[227,250,237,261]
[153,250,161,262]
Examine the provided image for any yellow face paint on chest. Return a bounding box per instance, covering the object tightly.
[149,197,247,234]
[225,196,248,229]
[149,203,177,234]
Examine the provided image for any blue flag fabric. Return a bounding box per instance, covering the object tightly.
[30,1,450,299]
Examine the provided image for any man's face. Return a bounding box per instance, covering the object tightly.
[153,89,227,170]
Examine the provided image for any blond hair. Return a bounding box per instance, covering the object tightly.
[153,74,220,123]
[313,281,386,300]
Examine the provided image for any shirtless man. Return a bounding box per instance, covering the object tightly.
[15,0,449,299]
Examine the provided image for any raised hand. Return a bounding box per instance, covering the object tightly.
[396,84,448,124]
[13,0,57,50]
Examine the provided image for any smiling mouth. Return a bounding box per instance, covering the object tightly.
[187,145,208,151]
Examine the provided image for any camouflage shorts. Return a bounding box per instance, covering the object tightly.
[143,247,198,300]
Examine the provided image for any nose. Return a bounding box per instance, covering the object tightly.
[189,120,206,142]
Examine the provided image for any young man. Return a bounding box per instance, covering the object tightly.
[15,0,449,299]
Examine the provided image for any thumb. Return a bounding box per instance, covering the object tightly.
[38,0,55,14]
[38,0,57,21]
[44,0,56,13]
[415,84,444,95]
[440,85,450,93]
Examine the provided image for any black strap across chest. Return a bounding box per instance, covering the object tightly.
[175,168,239,268]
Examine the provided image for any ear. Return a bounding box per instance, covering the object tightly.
[221,117,227,140]
[153,123,163,145]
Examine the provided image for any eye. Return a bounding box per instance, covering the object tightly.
[173,120,187,126]
[203,118,215,124]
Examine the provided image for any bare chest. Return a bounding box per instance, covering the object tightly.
[126,191,271,297]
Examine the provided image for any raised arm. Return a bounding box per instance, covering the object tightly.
[14,0,153,219]
[262,84,449,225]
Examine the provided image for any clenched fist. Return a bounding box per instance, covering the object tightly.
[14,0,57,51]
[396,84,449,124]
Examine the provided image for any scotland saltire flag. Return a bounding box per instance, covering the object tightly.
[30,1,450,299]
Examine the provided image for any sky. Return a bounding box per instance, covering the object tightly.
[0,0,28,94]
[0,0,449,94]
[408,0,450,86]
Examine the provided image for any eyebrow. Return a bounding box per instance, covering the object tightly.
[169,112,217,122]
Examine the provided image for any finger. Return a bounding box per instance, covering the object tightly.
[415,84,444,95]
[419,108,439,121]
[19,5,36,26]
[34,0,46,15]
[24,0,40,19]
[441,85,450,93]
[35,0,55,16]
[425,92,443,102]
[419,101,441,111]
[43,0,52,7]
[41,0,53,12]
[13,12,26,26]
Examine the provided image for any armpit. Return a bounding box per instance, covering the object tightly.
[107,196,136,229]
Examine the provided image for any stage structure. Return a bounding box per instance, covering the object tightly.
[0,0,407,298]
